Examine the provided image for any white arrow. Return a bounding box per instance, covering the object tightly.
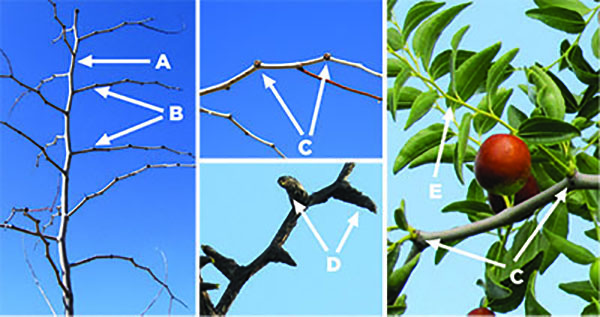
[432,108,454,178]
[513,188,568,262]
[426,238,506,268]
[262,74,305,136]
[335,211,359,254]
[308,65,330,136]
[94,87,164,113]
[78,54,151,68]
[293,200,328,252]
[95,115,163,146]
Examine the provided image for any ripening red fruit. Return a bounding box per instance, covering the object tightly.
[475,134,531,196]
[468,307,495,316]
[489,175,540,214]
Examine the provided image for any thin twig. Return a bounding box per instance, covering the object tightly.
[47,0,74,53]
[141,249,168,316]
[21,211,68,295]
[74,79,180,94]
[36,134,64,167]
[200,106,285,158]
[297,67,382,101]
[0,223,57,241]
[23,238,57,317]
[70,254,187,309]
[67,163,194,217]
[72,144,193,158]
[79,17,183,41]
[0,121,65,174]
[199,53,381,96]
[11,73,69,113]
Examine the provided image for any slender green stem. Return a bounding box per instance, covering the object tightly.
[539,145,571,174]
[544,5,600,71]
[581,133,599,153]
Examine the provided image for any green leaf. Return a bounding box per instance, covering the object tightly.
[517,117,580,145]
[578,96,600,119]
[388,253,420,305]
[473,88,513,134]
[585,229,599,241]
[451,25,469,51]
[540,204,568,274]
[441,200,493,216]
[544,229,596,264]
[525,271,551,315]
[388,242,401,277]
[402,1,446,43]
[394,200,409,231]
[387,0,398,21]
[388,27,404,51]
[393,123,455,173]
[559,280,599,301]
[404,90,438,130]
[526,7,585,34]
[434,238,463,265]
[487,48,519,95]
[454,113,472,184]
[387,294,407,315]
[567,190,594,221]
[392,87,423,112]
[527,65,566,120]
[453,42,501,102]
[408,143,476,168]
[467,179,485,202]
[393,68,413,120]
[582,302,600,316]
[534,0,591,16]
[566,43,600,85]
[546,69,579,113]
[430,49,475,80]
[388,58,411,77]
[592,29,600,59]
[577,152,600,174]
[412,2,472,68]
[507,105,528,128]
[559,40,570,70]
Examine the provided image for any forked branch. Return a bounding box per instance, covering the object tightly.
[200,163,376,315]
[70,254,187,309]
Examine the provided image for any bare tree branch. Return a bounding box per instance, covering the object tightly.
[410,172,600,253]
[72,144,193,158]
[200,163,376,315]
[70,254,187,309]
[0,49,66,114]
[297,66,382,101]
[0,121,65,174]
[23,239,58,317]
[141,249,168,316]
[79,17,184,41]
[36,134,64,167]
[47,0,74,53]
[200,106,285,158]
[11,73,69,113]
[74,79,180,94]
[20,211,69,295]
[0,223,57,241]
[199,53,382,96]
[67,163,194,217]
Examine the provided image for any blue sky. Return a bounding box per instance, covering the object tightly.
[200,0,382,159]
[388,0,599,315]
[200,163,382,315]
[0,0,195,314]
